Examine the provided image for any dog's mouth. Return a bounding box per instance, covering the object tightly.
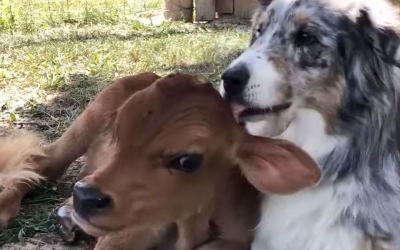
[240,103,292,117]
[231,103,292,122]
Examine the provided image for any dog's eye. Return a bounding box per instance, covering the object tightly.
[296,30,318,46]
[168,153,203,173]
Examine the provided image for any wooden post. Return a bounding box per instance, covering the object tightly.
[216,0,233,14]
[195,0,216,21]
[233,0,259,19]
[163,0,193,22]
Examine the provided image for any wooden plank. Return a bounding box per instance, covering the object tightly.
[195,0,216,21]
[233,0,259,19]
[216,0,233,14]
[163,0,194,22]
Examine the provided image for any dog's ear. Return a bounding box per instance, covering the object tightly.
[355,8,400,68]
[236,135,321,194]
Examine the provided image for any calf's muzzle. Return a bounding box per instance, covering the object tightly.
[73,180,112,219]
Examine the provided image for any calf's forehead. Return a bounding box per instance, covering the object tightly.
[114,75,237,151]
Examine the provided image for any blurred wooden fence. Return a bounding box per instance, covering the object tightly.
[163,0,259,22]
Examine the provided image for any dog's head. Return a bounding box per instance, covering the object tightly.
[70,73,321,236]
[221,0,400,133]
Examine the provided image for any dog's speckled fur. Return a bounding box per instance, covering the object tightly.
[221,0,400,249]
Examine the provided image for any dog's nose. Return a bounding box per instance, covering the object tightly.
[221,64,250,96]
[73,180,111,219]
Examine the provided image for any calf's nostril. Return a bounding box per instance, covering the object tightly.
[93,196,111,209]
[221,64,250,96]
[73,181,112,218]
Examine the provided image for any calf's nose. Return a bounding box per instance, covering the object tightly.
[73,180,112,219]
[221,64,250,96]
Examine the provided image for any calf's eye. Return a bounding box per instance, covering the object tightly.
[169,153,203,173]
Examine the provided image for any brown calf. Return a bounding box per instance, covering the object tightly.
[0,72,321,250]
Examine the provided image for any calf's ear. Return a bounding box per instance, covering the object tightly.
[237,135,321,194]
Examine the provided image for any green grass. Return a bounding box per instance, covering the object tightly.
[0,0,250,246]
[0,0,162,32]
[0,186,63,245]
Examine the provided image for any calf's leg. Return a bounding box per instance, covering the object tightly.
[0,72,161,230]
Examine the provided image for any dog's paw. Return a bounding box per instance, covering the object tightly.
[56,204,79,244]
[0,189,22,231]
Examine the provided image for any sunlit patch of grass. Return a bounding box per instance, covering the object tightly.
[1,22,249,135]
[0,0,162,33]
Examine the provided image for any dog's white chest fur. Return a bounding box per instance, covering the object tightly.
[248,109,364,250]
[252,186,363,250]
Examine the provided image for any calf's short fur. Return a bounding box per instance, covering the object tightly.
[0,72,321,250]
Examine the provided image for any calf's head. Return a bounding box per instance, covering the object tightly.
[71,73,321,236]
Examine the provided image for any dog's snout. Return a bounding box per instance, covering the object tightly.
[73,180,112,218]
[221,64,250,96]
